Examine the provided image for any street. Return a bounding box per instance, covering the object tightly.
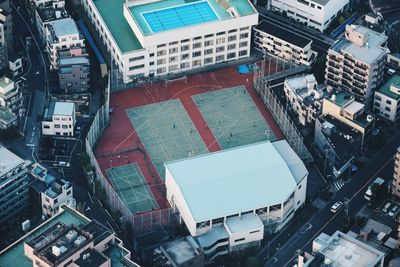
[258,132,400,266]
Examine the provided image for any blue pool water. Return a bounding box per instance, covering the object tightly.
[142,1,218,33]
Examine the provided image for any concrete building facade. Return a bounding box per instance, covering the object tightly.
[325,25,388,107]
[392,147,400,198]
[81,0,257,84]
[374,75,400,122]
[42,101,75,137]
[0,76,23,113]
[0,145,30,225]
[41,179,73,218]
[58,56,90,94]
[253,20,317,66]
[268,0,349,32]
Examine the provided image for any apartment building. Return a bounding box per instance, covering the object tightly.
[253,20,317,66]
[393,147,400,198]
[58,56,90,94]
[0,76,23,113]
[0,206,140,267]
[0,8,8,70]
[325,25,388,107]
[35,0,69,45]
[0,106,16,129]
[81,0,257,84]
[0,145,30,225]
[387,53,400,72]
[284,74,326,125]
[41,179,73,218]
[45,18,85,70]
[374,75,400,122]
[0,0,12,52]
[268,0,349,32]
[165,140,307,261]
[42,101,75,136]
[321,91,374,146]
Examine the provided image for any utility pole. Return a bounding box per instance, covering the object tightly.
[344,197,350,227]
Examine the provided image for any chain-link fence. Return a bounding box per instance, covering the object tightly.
[253,56,314,163]
[85,74,175,234]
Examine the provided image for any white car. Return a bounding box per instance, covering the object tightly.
[331,201,343,213]
[389,205,399,217]
[58,161,70,167]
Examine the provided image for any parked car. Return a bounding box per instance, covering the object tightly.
[331,201,343,213]
[389,205,399,217]
[382,202,392,213]
[58,161,70,167]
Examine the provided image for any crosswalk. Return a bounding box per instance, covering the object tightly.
[332,181,345,192]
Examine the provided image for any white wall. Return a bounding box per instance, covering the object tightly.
[294,175,307,210]
[374,91,399,122]
[42,113,75,136]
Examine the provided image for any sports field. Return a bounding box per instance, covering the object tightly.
[106,163,158,214]
[126,99,207,179]
[192,86,277,149]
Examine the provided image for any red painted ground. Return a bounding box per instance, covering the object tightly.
[94,61,284,211]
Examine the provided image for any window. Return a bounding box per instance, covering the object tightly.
[67,189,71,195]
[227,52,236,59]
[157,44,166,48]
[228,44,236,50]
[193,36,202,41]
[217,31,225,36]
[216,38,225,45]
[43,124,50,129]
[169,41,178,45]
[193,42,201,49]
[240,32,249,39]
[212,217,224,224]
[234,238,245,242]
[228,29,237,33]
[149,53,155,57]
[204,40,213,47]
[129,64,144,71]
[54,199,58,204]
[386,100,392,104]
[205,33,214,38]
[157,58,166,65]
[192,59,201,67]
[192,51,201,58]
[181,45,189,51]
[169,56,178,63]
[216,55,225,61]
[238,50,248,57]
[169,47,178,54]
[204,57,213,64]
[180,62,190,69]
[181,53,189,60]
[129,55,144,62]
[204,48,213,55]
[216,46,225,53]
[169,65,179,71]
[385,107,391,111]
[375,95,382,101]
[149,61,155,66]
[240,27,249,31]
[55,124,60,128]
[228,35,237,42]
[157,67,166,74]
[157,50,166,56]
[181,39,189,43]
[62,125,68,129]
[250,230,260,234]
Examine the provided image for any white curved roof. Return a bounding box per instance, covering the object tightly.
[165,140,308,222]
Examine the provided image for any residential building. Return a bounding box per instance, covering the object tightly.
[312,231,385,267]
[0,0,13,53]
[0,145,30,225]
[283,74,326,126]
[41,178,73,218]
[325,25,388,107]
[153,236,204,267]
[81,0,257,84]
[58,56,90,94]
[314,115,362,178]
[45,18,85,70]
[0,205,140,267]
[165,140,308,260]
[42,101,75,136]
[374,75,400,122]
[0,7,8,71]
[0,106,16,129]
[253,20,317,66]
[268,0,349,32]
[387,53,400,72]
[8,55,24,78]
[321,91,374,146]
[35,0,69,45]
[392,147,400,198]
[0,76,23,113]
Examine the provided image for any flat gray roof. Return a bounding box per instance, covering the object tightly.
[0,145,24,177]
[49,18,79,37]
[58,56,89,66]
[53,102,74,116]
[165,140,307,222]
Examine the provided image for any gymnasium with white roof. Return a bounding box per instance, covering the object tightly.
[165,140,308,255]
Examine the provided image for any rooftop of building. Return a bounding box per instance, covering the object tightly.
[36,5,69,23]
[44,101,75,120]
[58,56,90,66]
[127,0,256,36]
[0,145,25,177]
[165,140,308,222]
[325,90,357,108]
[0,76,13,89]
[224,213,263,233]
[47,18,80,43]
[92,0,143,53]
[195,225,229,248]
[161,236,201,265]
[285,74,327,107]
[375,74,400,100]
[330,25,387,65]
[0,206,90,267]
[74,248,108,267]
[314,231,385,267]
[0,106,17,125]
[44,178,71,198]
[318,115,362,163]
[255,20,312,48]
